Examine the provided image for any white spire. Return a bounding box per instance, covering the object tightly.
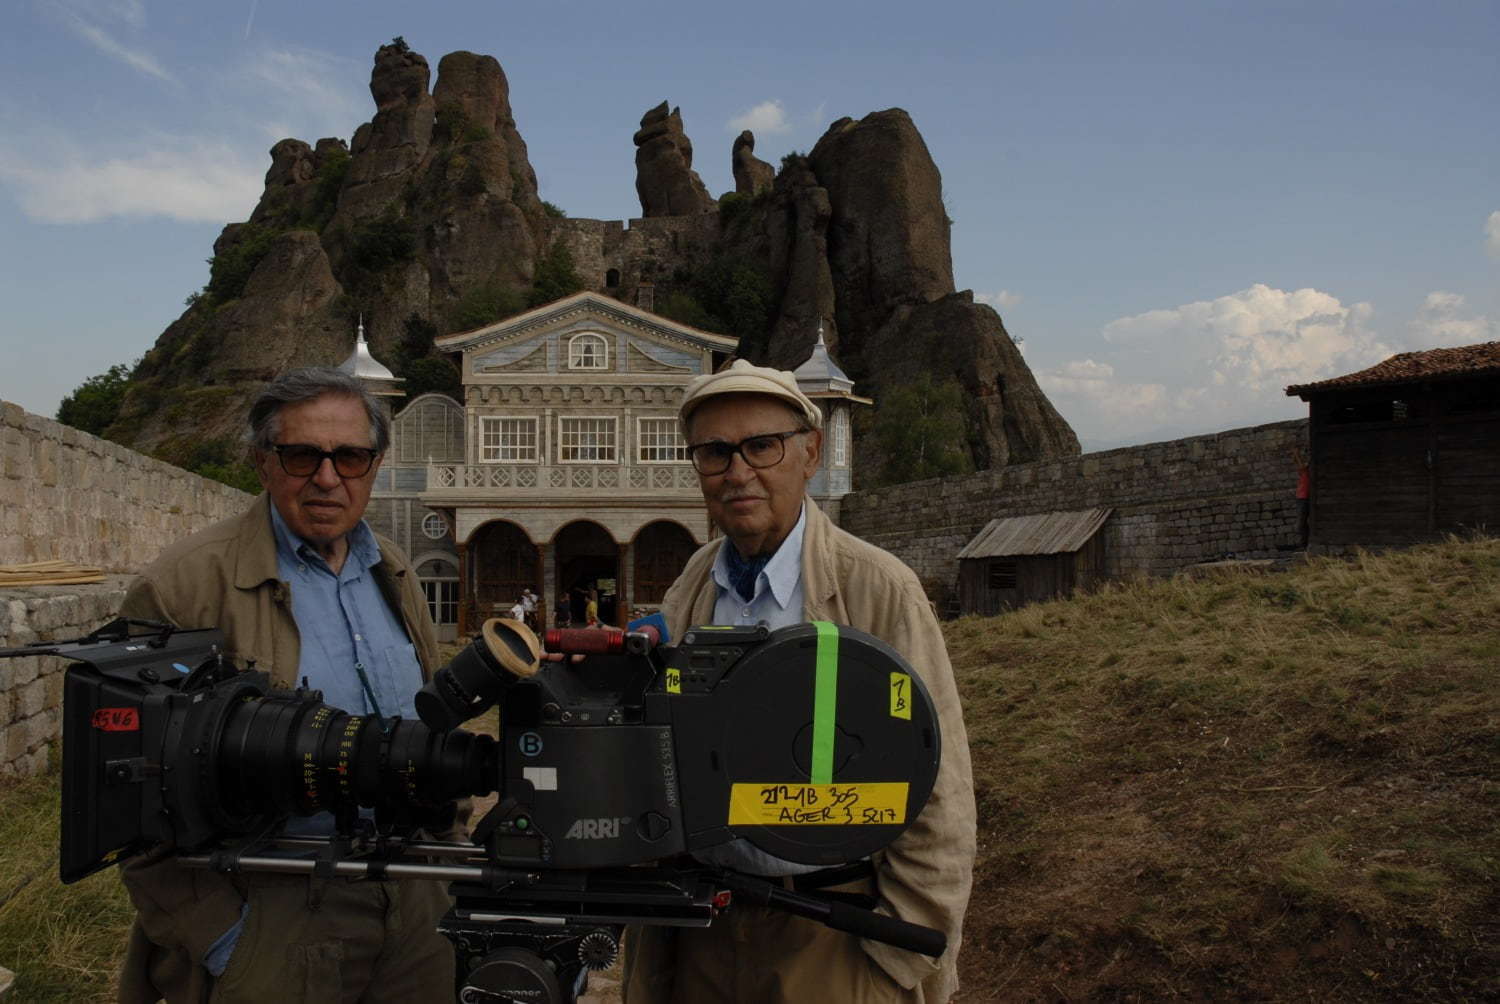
[338,315,398,382]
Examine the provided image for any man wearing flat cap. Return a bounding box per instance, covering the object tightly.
[624,360,977,1003]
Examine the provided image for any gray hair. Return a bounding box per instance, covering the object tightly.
[246,368,391,454]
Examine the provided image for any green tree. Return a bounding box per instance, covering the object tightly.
[184,438,262,494]
[446,283,526,333]
[870,373,974,486]
[526,241,584,307]
[206,224,282,302]
[401,356,463,404]
[56,362,134,436]
[655,291,721,332]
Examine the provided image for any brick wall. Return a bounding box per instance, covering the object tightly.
[839,419,1309,610]
[1,401,252,775]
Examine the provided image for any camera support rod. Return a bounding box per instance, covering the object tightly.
[177,851,541,889]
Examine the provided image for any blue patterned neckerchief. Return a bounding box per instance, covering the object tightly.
[724,542,773,601]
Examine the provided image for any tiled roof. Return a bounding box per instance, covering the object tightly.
[1286,341,1500,398]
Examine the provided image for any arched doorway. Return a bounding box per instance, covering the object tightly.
[633,521,699,606]
[553,520,620,627]
[469,520,539,624]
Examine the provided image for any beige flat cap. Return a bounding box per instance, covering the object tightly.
[679,359,824,434]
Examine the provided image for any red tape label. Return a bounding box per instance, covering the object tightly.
[91,708,140,732]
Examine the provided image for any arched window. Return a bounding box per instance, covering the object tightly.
[568,333,609,370]
[605,268,620,288]
[831,407,849,467]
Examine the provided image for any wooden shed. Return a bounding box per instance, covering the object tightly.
[957,508,1111,616]
[1286,341,1500,547]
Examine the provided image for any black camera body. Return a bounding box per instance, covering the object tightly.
[484,622,938,874]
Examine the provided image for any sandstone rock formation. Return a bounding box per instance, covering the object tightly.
[111,41,553,458]
[337,41,435,222]
[731,130,775,195]
[808,110,954,340]
[106,43,1078,477]
[633,102,716,217]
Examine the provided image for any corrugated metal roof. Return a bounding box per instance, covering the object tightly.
[1285,340,1500,398]
[957,507,1112,559]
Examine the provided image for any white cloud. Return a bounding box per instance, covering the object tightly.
[1036,359,1168,418]
[1409,291,1497,347]
[1040,283,1400,447]
[728,100,791,135]
[976,290,1022,310]
[50,0,173,82]
[1101,283,1388,393]
[243,48,364,140]
[1486,210,1500,259]
[0,141,263,223]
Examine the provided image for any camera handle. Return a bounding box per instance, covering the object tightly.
[713,870,948,958]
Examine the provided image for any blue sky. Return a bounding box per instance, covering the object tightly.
[2,0,1496,450]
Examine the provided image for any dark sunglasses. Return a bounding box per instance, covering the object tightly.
[271,443,380,478]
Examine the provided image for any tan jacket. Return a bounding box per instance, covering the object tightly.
[659,498,977,1000]
[114,493,442,1003]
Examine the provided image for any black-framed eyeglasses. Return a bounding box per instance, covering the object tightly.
[686,429,808,476]
[271,443,380,478]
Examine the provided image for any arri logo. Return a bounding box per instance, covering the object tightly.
[564,816,632,840]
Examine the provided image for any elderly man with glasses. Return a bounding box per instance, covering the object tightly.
[624,360,977,1003]
[114,367,456,1004]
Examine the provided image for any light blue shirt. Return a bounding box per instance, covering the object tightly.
[699,505,821,876]
[269,504,423,721]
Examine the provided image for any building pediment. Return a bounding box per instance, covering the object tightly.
[436,291,738,359]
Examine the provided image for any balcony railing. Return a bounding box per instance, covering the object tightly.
[424,462,700,497]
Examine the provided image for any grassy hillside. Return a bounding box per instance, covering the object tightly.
[0,536,1495,1000]
[950,534,1499,1000]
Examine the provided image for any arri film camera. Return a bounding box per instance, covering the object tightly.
[6,614,944,1003]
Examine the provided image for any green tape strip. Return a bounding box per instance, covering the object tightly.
[811,621,839,783]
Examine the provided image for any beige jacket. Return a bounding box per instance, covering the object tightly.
[114,493,441,1004]
[659,498,977,1000]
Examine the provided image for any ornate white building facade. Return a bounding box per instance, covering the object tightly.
[358,292,864,637]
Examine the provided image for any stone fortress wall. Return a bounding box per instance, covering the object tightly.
[840,419,1309,612]
[0,401,251,776]
[552,214,723,311]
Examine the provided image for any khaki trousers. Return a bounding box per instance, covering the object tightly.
[623,883,919,1004]
[123,874,454,1004]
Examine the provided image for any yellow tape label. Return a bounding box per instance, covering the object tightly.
[728,782,908,826]
[889,672,912,720]
[665,667,682,694]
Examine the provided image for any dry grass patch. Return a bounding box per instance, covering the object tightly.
[951,535,1500,1000]
[0,758,133,1002]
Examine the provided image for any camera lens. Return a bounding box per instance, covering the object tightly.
[208,693,497,825]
